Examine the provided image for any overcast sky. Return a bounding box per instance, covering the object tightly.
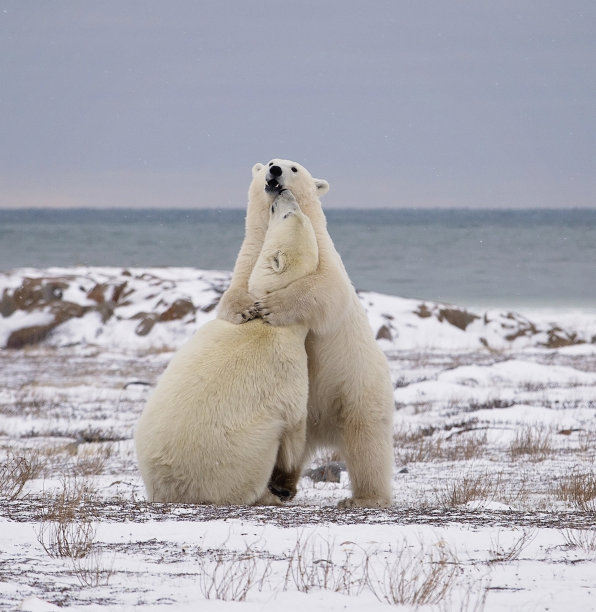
[1,1,595,209]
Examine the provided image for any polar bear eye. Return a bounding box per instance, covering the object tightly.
[291,167,298,173]
[269,162,273,167]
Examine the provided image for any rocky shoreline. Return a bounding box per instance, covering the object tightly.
[1,267,594,351]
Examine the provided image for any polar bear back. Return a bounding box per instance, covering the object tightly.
[135,318,308,504]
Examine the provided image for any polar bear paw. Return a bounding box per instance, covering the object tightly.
[218,287,260,325]
[254,290,299,327]
[337,496,392,509]
[255,490,284,506]
[267,466,298,501]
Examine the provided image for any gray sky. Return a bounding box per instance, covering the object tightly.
[1,1,595,209]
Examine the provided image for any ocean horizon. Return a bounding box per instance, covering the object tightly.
[1,207,595,310]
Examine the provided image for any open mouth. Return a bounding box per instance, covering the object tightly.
[265,177,282,193]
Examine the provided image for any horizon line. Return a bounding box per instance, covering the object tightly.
[1,205,595,213]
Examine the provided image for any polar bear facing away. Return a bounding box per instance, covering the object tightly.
[135,190,318,505]
[218,159,395,508]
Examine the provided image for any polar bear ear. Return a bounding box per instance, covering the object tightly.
[314,179,330,196]
[252,163,264,177]
[271,250,287,273]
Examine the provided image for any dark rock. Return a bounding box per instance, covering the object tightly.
[50,301,86,323]
[12,278,45,310]
[438,308,479,331]
[2,278,67,316]
[159,298,195,322]
[87,283,108,303]
[303,461,346,483]
[201,299,219,313]
[42,282,68,302]
[88,281,128,306]
[95,302,115,324]
[135,315,158,336]
[504,315,537,342]
[0,289,16,317]
[415,303,432,318]
[6,323,57,349]
[543,328,584,349]
[376,324,393,341]
[111,281,128,304]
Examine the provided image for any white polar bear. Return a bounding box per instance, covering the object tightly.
[217,159,395,508]
[135,190,318,505]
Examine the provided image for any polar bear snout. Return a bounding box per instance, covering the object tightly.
[265,165,285,193]
[272,190,300,220]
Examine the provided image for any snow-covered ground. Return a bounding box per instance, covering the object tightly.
[1,268,596,611]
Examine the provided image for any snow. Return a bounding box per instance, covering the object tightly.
[1,267,595,610]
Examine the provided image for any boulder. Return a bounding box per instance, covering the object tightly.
[6,323,57,349]
[159,298,195,322]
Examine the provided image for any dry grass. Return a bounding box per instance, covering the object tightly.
[196,543,271,602]
[1,389,58,418]
[466,398,515,412]
[578,430,596,463]
[36,476,98,559]
[284,534,370,596]
[509,424,553,461]
[556,472,596,511]
[561,529,596,553]
[369,540,462,606]
[435,473,497,508]
[71,549,115,587]
[0,450,44,500]
[394,400,435,414]
[36,471,115,587]
[497,469,532,508]
[395,427,488,464]
[73,445,113,477]
[285,534,479,608]
[192,533,482,607]
[14,440,116,480]
[488,529,537,563]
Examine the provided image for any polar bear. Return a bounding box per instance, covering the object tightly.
[135,190,318,505]
[218,159,395,508]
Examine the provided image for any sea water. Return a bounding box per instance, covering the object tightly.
[0,208,595,309]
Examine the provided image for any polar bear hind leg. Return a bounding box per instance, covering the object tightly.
[336,395,394,509]
[267,416,307,500]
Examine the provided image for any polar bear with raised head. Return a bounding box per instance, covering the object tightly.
[135,190,318,505]
[218,159,394,508]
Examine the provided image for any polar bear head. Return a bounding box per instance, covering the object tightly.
[250,159,329,206]
[248,189,319,297]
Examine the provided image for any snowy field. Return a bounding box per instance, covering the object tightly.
[1,267,596,611]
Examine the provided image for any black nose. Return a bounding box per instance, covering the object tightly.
[269,165,282,177]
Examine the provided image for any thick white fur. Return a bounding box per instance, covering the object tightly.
[218,159,395,508]
[135,192,318,505]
